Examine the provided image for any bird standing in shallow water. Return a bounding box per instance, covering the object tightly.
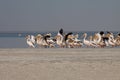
[26,35,35,48]
[83,33,98,48]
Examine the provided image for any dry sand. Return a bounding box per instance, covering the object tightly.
[0,48,120,80]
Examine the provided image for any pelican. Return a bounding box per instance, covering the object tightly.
[46,38,55,48]
[92,32,107,48]
[66,33,83,48]
[44,33,55,48]
[93,33,102,44]
[115,33,120,46]
[55,28,65,47]
[73,34,83,48]
[108,36,116,47]
[26,35,35,48]
[30,35,36,45]
[83,33,98,47]
[36,34,44,47]
[65,32,74,48]
[98,31,110,47]
[36,33,52,48]
[107,32,116,47]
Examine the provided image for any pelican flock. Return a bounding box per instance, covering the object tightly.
[25,29,120,48]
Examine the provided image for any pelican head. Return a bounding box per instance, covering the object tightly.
[25,35,30,39]
[83,33,87,37]
[75,34,79,38]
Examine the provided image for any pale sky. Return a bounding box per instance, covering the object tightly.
[0,0,120,32]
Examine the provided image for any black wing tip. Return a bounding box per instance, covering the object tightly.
[100,31,104,35]
[58,28,64,34]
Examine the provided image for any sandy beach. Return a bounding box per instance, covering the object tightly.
[0,48,120,80]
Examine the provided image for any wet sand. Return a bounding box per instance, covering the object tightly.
[0,48,120,80]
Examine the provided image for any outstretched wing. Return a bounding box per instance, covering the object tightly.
[64,32,73,41]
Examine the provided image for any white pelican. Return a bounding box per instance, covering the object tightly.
[83,33,98,47]
[35,33,55,48]
[66,33,83,48]
[26,35,35,48]
[44,33,55,48]
[55,28,65,47]
[36,34,44,47]
[102,31,115,47]
[108,36,116,47]
[30,35,36,45]
[73,34,83,48]
[36,34,50,48]
[107,32,116,47]
[115,33,120,46]
[99,31,110,47]
[92,32,107,48]
[93,33,102,44]
[65,32,74,48]
[46,38,55,48]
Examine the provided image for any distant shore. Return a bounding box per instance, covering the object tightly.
[0,48,120,80]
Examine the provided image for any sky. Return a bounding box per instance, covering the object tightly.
[0,0,120,32]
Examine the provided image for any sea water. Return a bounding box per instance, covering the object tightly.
[0,31,119,48]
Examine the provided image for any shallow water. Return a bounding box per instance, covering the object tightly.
[0,37,27,48]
